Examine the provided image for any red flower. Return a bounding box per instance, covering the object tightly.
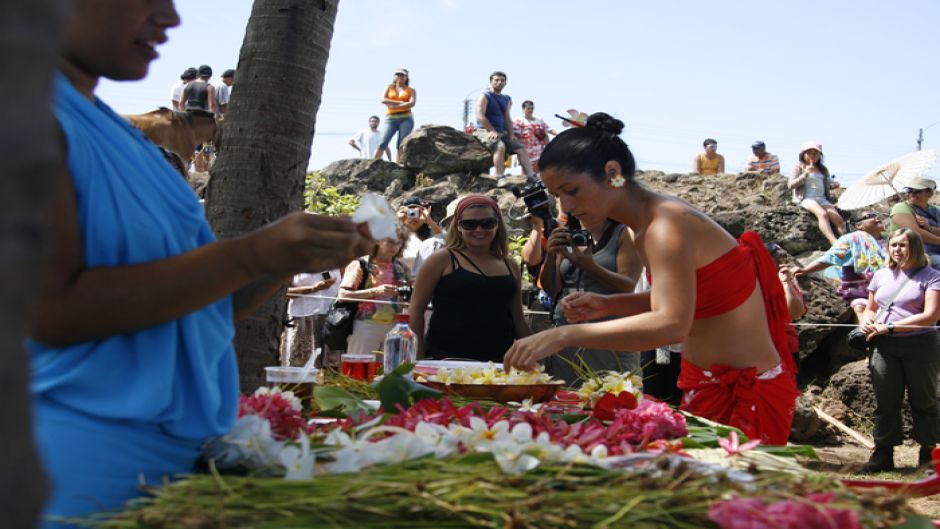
[238,393,312,441]
[592,391,638,421]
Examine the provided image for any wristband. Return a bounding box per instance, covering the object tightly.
[887,322,895,334]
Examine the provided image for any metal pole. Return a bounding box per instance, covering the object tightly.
[463,99,469,131]
[918,128,924,151]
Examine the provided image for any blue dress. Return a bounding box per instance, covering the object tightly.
[29,75,239,527]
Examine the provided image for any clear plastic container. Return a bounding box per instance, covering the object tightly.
[264,366,318,408]
[383,313,416,374]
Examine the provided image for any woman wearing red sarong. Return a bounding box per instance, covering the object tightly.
[503,112,799,445]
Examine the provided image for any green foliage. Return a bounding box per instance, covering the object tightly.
[508,233,532,284]
[304,172,360,215]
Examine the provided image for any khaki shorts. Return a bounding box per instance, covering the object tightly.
[472,128,524,154]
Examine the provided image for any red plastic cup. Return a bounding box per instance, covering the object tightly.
[340,353,380,382]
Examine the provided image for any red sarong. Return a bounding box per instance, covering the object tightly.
[678,359,799,445]
[675,231,800,444]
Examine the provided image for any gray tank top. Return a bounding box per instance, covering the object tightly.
[552,222,627,325]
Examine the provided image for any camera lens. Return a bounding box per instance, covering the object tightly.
[406,208,420,218]
[571,231,590,247]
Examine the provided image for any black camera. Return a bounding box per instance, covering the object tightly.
[566,214,592,248]
[511,180,558,235]
[396,284,413,302]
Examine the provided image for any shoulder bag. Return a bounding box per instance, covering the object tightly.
[321,258,369,351]
[847,271,913,350]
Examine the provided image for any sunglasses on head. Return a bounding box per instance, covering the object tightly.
[458,218,499,230]
[856,213,879,222]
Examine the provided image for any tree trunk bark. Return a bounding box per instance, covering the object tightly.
[0,0,67,526]
[205,0,340,392]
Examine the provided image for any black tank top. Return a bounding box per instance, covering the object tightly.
[183,80,210,111]
[426,250,517,362]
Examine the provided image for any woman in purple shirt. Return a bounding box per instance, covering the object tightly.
[859,228,940,472]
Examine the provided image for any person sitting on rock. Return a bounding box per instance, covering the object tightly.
[692,138,724,176]
[886,176,940,269]
[791,211,887,323]
[473,71,535,188]
[787,141,845,245]
[744,141,780,175]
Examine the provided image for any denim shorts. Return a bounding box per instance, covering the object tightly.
[378,115,414,150]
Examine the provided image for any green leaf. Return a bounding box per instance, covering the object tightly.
[313,386,365,414]
[376,363,442,413]
[757,444,818,459]
[893,515,935,529]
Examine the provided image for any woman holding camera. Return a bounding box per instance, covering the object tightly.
[338,226,410,356]
[399,197,445,280]
[503,113,799,445]
[859,228,940,472]
[540,216,642,385]
[410,195,530,362]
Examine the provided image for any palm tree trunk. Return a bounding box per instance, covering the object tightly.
[205,0,340,391]
[0,0,67,525]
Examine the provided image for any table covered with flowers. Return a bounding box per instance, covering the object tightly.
[87,364,939,529]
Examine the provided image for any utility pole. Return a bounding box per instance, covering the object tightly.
[918,122,940,151]
[461,87,488,132]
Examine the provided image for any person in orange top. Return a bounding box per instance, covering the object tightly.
[374,68,416,162]
[693,138,725,175]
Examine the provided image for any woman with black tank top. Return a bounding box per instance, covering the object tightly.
[409,195,530,362]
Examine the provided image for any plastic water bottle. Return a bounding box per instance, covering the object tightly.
[383,313,416,373]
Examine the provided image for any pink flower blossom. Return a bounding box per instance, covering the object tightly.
[718,430,761,456]
[709,495,863,529]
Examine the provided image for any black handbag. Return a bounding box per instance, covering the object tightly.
[320,258,368,351]
[846,273,913,351]
[846,327,870,350]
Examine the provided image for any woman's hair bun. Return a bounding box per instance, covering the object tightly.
[585,112,624,136]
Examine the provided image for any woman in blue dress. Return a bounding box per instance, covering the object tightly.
[30,1,372,525]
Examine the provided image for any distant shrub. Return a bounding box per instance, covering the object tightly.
[304,172,360,216]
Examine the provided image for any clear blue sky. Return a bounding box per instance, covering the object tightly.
[97,0,940,185]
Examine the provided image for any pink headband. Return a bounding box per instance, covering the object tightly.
[454,194,500,223]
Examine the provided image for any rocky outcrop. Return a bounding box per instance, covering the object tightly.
[399,125,492,176]
[319,159,414,196]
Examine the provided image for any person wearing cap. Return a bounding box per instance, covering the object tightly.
[788,141,844,245]
[692,138,725,176]
[374,68,416,162]
[473,71,535,187]
[791,211,888,322]
[213,68,235,115]
[398,196,445,280]
[409,194,531,362]
[169,66,197,111]
[349,115,390,161]
[180,64,217,113]
[887,176,940,269]
[744,141,780,175]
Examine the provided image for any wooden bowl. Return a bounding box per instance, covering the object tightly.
[422,381,563,403]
